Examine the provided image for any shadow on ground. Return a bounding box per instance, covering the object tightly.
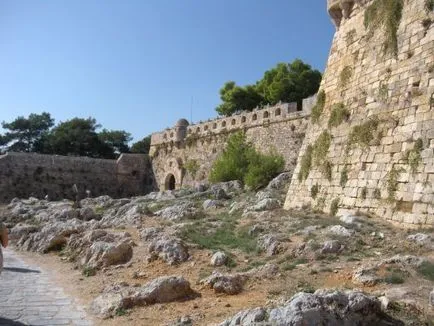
[0,317,29,325]
[3,267,40,274]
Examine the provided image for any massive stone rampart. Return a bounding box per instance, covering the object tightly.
[0,152,154,203]
[285,0,434,226]
[150,98,316,190]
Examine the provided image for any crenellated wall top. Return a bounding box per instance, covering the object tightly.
[150,94,317,147]
[327,0,369,28]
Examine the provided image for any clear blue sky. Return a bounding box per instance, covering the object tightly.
[0,0,335,142]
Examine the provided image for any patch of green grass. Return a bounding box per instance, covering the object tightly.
[180,214,257,254]
[311,90,326,124]
[384,269,406,284]
[185,159,200,179]
[82,266,96,277]
[339,66,353,88]
[417,261,434,281]
[404,138,423,174]
[328,103,350,128]
[115,308,128,317]
[298,145,313,182]
[347,118,379,148]
[313,131,332,179]
[364,0,403,56]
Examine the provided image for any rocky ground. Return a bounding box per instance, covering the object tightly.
[1,173,433,325]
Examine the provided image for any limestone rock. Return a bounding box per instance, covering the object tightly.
[219,290,404,326]
[82,240,133,269]
[201,272,247,295]
[155,202,199,221]
[430,289,434,306]
[91,276,197,319]
[251,198,281,212]
[407,233,432,247]
[327,225,355,237]
[9,224,39,241]
[210,251,228,267]
[320,240,343,254]
[203,199,223,210]
[265,172,291,191]
[148,235,189,265]
[258,234,282,256]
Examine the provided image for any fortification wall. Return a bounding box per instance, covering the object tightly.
[285,0,434,226]
[150,99,315,190]
[0,152,154,203]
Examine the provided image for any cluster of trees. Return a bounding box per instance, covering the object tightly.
[216,59,322,116]
[0,112,150,159]
[209,132,284,190]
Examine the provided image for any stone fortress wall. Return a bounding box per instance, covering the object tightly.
[0,152,154,203]
[285,0,434,226]
[149,97,316,190]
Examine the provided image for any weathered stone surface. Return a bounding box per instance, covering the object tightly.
[147,235,189,265]
[327,225,355,237]
[430,289,434,307]
[82,240,133,269]
[203,199,223,210]
[407,233,432,247]
[258,234,282,256]
[155,202,199,221]
[90,276,198,319]
[219,290,403,326]
[251,198,281,212]
[320,240,342,254]
[210,251,228,267]
[201,272,247,295]
[266,172,291,191]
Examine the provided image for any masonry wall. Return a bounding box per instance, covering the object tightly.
[284,0,434,226]
[0,152,154,203]
[150,101,313,190]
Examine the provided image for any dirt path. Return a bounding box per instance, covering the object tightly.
[0,248,93,326]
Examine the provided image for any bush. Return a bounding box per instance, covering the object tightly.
[311,90,326,124]
[298,145,313,182]
[330,198,339,216]
[348,118,379,148]
[185,159,200,178]
[209,132,284,190]
[328,103,350,128]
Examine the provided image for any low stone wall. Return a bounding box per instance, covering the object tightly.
[0,152,154,203]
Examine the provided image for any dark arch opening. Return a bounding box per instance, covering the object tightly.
[165,174,176,190]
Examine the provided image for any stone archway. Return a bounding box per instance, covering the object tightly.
[165,174,176,190]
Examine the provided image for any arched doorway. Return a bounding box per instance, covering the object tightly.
[165,174,176,190]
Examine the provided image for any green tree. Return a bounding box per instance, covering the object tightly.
[215,82,263,116]
[209,132,284,189]
[98,129,132,154]
[256,59,322,108]
[0,112,54,152]
[43,118,114,158]
[130,135,151,154]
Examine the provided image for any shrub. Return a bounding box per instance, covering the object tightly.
[313,131,332,166]
[330,198,339,216]
[311,184,320,199]
[328,103,350,128]
[386,166,403,202]
[185,159,200,179]
[339,66,353,88]
[374,188,381,199]
[244,150,285,190]
[417,261,434,281]
[348,118,379,148]
[209,132,284,190]
[311,90,326,124]
[425,0,434,12]
[404,138,423,174]
[364,0,403,56]
[340,166,349,187]
[361,187,367,199]
[298,145,313,182]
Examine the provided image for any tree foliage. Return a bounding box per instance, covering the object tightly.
[0,113,138,159]
[215,59,322,116]
[130,135,151,154]
[0,112,54,152]
[209,132,285,190]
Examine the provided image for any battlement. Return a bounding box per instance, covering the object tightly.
[150,95,317,148]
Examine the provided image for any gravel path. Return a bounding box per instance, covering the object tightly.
[0,248,92,326]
